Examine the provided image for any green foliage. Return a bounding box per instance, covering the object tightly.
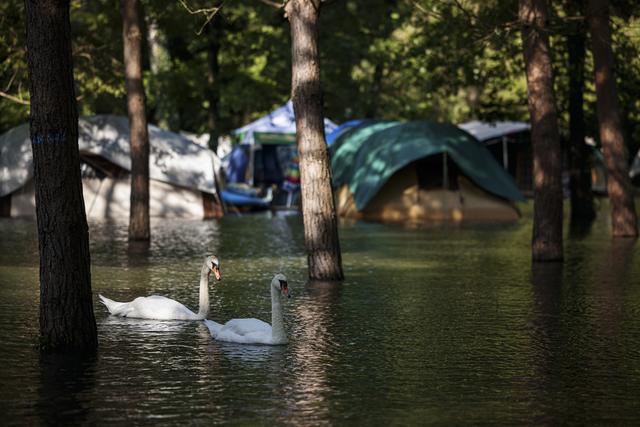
[0,0,638,159]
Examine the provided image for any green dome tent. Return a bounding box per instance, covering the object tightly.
[331,121,525,223]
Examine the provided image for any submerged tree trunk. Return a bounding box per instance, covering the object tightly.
[25,0,98,351]
[286,0,344,280]
[587,0,638,237]
[206,20,221,154]
[519,0,564,261]
[122,0,150,241]
[567,17,596,222]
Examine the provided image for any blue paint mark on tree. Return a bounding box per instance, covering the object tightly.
[32,132,67,145]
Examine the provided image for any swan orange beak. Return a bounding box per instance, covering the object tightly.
[212,265,221,281]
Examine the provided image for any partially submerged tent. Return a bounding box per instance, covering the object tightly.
[0,115,222,219]
[225,100,337,187]
[331,121,525,223]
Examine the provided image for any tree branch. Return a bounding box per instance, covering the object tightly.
[257,0,284,8]
[0,90,30,106]
[178,0,225,35]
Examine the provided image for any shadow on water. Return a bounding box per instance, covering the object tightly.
[127,239,150,267]
[568,216,595,239]
[37,353,97,426]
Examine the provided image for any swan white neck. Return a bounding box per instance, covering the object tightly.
[270,283,287,344]
[196,264,210,319]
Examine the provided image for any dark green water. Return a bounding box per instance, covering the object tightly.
[1,205,639,425]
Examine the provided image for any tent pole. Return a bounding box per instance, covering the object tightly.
[443,152,449,190]
[249,145,255,186]
[502,136,509,170]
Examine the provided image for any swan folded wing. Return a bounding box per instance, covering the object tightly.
[135,296,199,320]
[215,318,274,344]
[106,295,196,320]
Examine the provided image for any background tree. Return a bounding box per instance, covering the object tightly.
[122,0,151,241]
[564,0,596,222]
[285,0,344,280]
[519,0,564,261]
[587,0,638,237]
[25,0,98,351]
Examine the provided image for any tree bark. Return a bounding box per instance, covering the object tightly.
[25,0,98,351]
[519,0,564,261]
[286,0,344,280]
[122,0,150,241]
[567,13,596,222]
[206,20,221,154]
[587,0,638,237]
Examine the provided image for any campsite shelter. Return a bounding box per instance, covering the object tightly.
[458,120,609,195]
[458,120,533,193]
[0,115,223,219]
[226,100,337,187]
[331,121,525,223]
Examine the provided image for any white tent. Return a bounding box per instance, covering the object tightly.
[458,120,530,142]
[233,100,337,145]
[0,115,222,219]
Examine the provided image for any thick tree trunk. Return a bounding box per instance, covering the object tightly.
[587,0,638,237]
[206,20,221,154]
[519,0,564,261]
[567,19,596,222]
[122,0,150,241]
[286,0,344,280]
[25,0,98,351]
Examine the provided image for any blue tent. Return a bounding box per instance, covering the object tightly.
[225,101,337,187]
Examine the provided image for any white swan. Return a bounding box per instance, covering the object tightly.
[99,255,221,320]
[205,273,290,345]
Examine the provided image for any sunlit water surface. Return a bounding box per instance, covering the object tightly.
[1,204,640,425]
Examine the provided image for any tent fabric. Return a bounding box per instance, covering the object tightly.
[458,120,530,142]
[225,145,249,184]
[232,100,337,145]
[325,119,367,145]
[0,115,220,197]
[331,121,526,211]
[330,121,401,187]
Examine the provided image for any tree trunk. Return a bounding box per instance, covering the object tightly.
[567,15,596,222]
[519,0,564,261]
[25,0,98,352]
[286,0,344,280]
[206,20,221,154]
[587,0,638,237]
[122,0,150,241]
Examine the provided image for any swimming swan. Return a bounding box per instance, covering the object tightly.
[205,273,290,345]
[99,255,221,320]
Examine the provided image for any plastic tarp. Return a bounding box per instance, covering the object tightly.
[458,120,530,142]
[232,100,337,145]
[331,121,526,210]
[0,115,220,197]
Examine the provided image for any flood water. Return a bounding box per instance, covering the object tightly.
[1,204,640,425]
